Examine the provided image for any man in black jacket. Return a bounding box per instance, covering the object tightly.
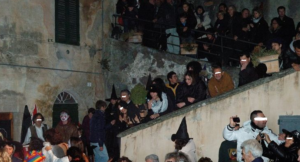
[238,53,258,87]
[277,6,295,44]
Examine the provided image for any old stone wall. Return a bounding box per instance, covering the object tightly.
[0,0,105,140]
[103,39,211,96]
[118,69,300,162]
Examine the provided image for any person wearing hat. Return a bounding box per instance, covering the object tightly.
[146,84,168,120]
[23,113,48,145]
[105,85,121,161]
[171,117,197,162]
[259,129,300,162]
[105,85,120,125]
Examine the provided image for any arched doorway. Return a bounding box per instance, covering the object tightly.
[52,91,79,127]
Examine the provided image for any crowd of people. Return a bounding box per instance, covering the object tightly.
[116,0,300,66]
[1,109,300,162]
[0,56,299,162]
[0,1,300,162]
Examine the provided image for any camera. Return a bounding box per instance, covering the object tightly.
[259,132,265,139]
[233,117,240,123]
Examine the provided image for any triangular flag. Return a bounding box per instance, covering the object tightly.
[20,105,32,144]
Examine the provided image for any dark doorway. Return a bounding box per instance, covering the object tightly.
[0,113,13,140]
[52,92,79,127]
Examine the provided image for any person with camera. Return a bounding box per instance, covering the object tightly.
[258,129,300,162]
[223,110,280,162]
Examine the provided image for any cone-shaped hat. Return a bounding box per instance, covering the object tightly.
[146,74,152,91]
[106,84,118,101]
[171,117,190,141]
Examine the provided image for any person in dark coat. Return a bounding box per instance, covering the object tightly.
[277,6,295,44]
[226,5,241,37]
[81,108,95,161]
[198,28,221,62]
[226,5,242,63]
[214,11,228,36]
[291,40,300,71]
[116,0,127,14]
[104,85,120,161]
[139,0,156,48]
[119,90,141,126]
[179,3,197,29]
[249,7,269,46]
[234,8,251,41]
[268,18,287,45]
[260,129,300,162]
[176,71,206,109]
[270,38,292,70]
[90,100,116,162]
[233,8,252,53]
[123,3,138,32]
[177,13,193,43]
[238,53,258,87]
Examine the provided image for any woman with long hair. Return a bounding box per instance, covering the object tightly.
[175,71,206,109]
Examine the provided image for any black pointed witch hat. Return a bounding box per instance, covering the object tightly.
[171,117,191,141]
[146,74,152,91]
[20,105,32,143]
[105,85,118,101]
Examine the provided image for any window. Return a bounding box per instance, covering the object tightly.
[55,0,80,45]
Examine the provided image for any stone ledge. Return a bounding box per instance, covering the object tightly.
[117,68,295,137]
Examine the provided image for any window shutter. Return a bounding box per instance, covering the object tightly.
[55,0,80,46]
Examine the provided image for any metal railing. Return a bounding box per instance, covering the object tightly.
[112,14,265,63]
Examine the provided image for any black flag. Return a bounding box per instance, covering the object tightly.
[146,74,152,91]
[20,105,32,144]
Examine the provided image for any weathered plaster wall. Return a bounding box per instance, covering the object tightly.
[103,39,211,96]
[118,69,300,162]
[0,0,105,140]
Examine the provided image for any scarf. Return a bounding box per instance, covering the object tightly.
[252,17,262,24]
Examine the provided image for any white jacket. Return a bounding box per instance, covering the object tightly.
[151,92,168,114]
[223,120,280,162]
[42,147,69,162]
[179,139,197,162]
[194,12,211,30]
